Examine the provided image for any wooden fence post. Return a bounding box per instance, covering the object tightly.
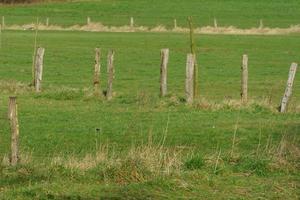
[35,47,45,92]
[174,19,177,29]
[130,17,134,28]
[280,63,298,113]
[87,17,91,25]
[160,48,169,97]
[188,16,198,98]
[46,17,49,26]
[186,54,195,104]
[259,19,263,29]
[94,48,101,94]
[9,97,19,166]
[214,18,218,28]
[106,50,115,100]
[241,54,248,103]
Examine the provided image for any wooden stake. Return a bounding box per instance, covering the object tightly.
[106,50,115,100]
[280,63,298,113]
[186,54,195,104]
[87,17,91,25]
[214,18,218,28]
[130,17,134,28]
[35,47,45,92]
[94,48,101,94]
[188,16,198,98]
[259,19,263,29]
[160,48,169,97]
[174,19,177,29]
[241,54,248,103]
[46,17,49,26]
[31,18,39,86]
[9,97,19,166]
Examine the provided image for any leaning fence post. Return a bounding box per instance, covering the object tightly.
[186,54,195,104]
[241,54,248,103]
[35,47,45,92]
[106,50,115,100]
[280,63,298,113]
[94,48,101,94]
[160,48,169,97]
[9,97,19,166]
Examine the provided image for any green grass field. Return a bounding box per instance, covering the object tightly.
[1,0,300,28]
[0,1,300,199]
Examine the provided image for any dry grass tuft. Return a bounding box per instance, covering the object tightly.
[0,80,33,94]
[6,23,300,35]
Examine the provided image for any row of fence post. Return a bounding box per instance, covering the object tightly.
[2,55,298,167]
[0,15,269,30]
[5,43,300,112]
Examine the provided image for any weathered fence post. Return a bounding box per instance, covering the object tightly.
[106,50,115,100]
[2,16,5,30]
[9,97,19,166]
[94,48,101,94]
[241,54,248,103]
[35,47,45,92]
[130,17,134,28]
[188,16,198,98]
[46,17,49,26]
[160,48,169,97]
[186,54,195,104]
[280,63,298,113]
[214,18,218,28]
[174,19,177,29]
[87,17,91,25]
[259,19,263,29]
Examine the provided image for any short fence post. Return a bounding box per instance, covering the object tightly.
[214,18,218,28]
[46,17,49,26]
[174,19,177,29]
[35,47,45,92]
[130,17,134,28]
[9,97,19,166]
[160,48,169,97]
[94,48,101,94]
[259,19,263,29]
[186,54,195,104]
[87,17,91,25]
[280,63,298,113]
[106,50,115,100]
[241,54,248,103]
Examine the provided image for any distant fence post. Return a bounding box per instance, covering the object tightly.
[2,16,5,30]
[280,63,298,113]
[35,47,45,92]
[130,17,134,28]
[160,48,169,97]
[186,54,195,104]
[87,17,91,25]
[214,18,218,28]
[241,54,248,103]
[9,96,19,166]
[46,17,49,26]
[259,19,263,29]
[106,50,115,100]
[94,48,101,94]
[174,19,177,29]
